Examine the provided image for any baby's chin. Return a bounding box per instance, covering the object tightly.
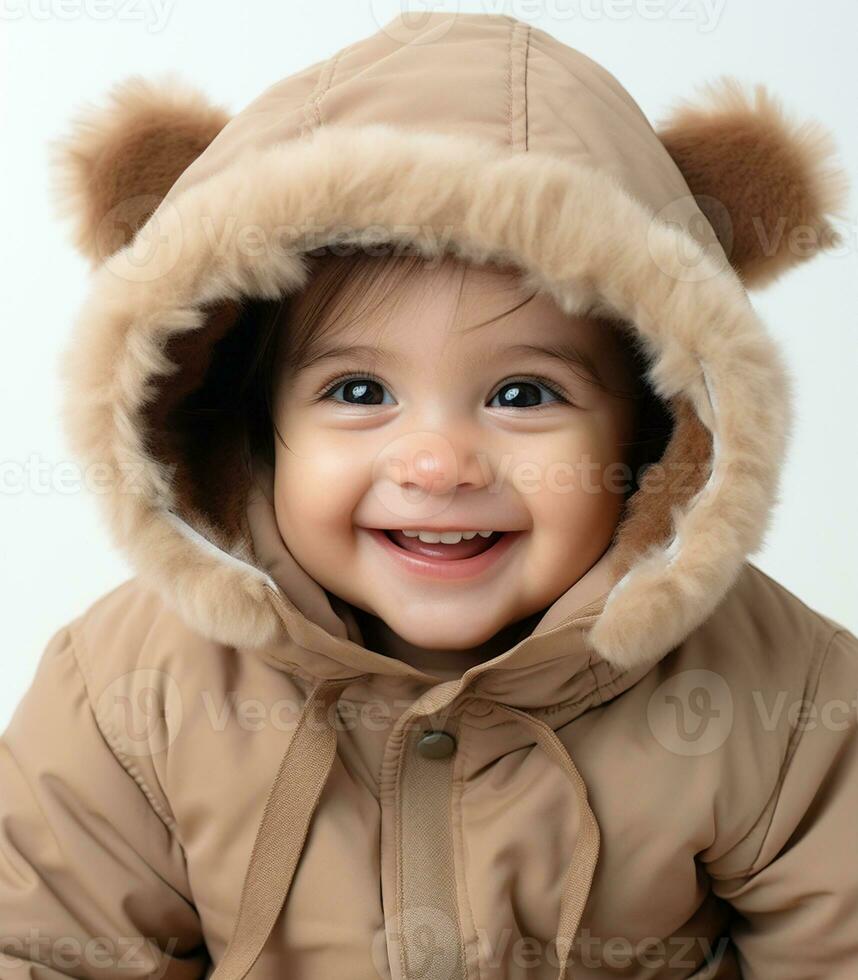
[345,590,543,653]
[387,618,507,652]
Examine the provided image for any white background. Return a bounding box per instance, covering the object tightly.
[1,0,856,728]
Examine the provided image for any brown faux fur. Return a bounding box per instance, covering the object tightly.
[610,396,713,579]
[48,73,230,266]
[658,76,850,290]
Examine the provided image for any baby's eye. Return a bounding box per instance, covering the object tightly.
[488,379,566,409]
[323,376,396,406]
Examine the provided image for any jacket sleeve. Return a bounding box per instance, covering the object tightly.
[0,623,209,980]
[709,627,858,979]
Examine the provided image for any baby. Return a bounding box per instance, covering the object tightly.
[4,11,855,980]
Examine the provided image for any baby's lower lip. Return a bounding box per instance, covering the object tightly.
[363,527,523,582]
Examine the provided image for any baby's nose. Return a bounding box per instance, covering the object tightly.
[383,431,462,497]
[375,426,492,496]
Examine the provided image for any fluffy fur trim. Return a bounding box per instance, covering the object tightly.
[658,75,850,290]
[48,73,230,267]
[58,123,794,670]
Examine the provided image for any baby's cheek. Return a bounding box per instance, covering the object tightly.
[530,470,619,541]
[508,420,624,498]
[521,426,627,549]
[272,462,361,599]
[273,438,366,542]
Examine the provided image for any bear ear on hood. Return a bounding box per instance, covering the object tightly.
[657,75,850,290]
[48,73,230,267]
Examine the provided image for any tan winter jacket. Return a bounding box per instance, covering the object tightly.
[3,12,856,980]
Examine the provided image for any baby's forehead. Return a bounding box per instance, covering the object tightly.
[285,249,636,385]
[349,264,600,336]
[372,281,623,359]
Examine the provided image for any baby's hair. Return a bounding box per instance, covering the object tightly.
[237,243,673,499]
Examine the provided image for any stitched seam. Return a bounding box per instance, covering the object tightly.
[447,713,470,979]
[531,670,629,718]
[394,720,410,980]
[521,24,531,150]
[271,659,371,689]
[707,626,842,880]
[586,649,601,704]
[313,47,344,127]
[452,721,482,980]
[507,20,514,149]
[507,21,530,152]
[283,659,621,720]
[67,622,178,834]
[301,54,335,136]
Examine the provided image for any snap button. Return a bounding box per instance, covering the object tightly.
[416,730,457,759]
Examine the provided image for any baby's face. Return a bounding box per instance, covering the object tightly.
[272,260,639,651]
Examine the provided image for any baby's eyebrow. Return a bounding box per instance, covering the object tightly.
[292,344,405,372]
[495,342,605,386]
[294,340,603,385]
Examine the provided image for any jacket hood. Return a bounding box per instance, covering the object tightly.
[51,12,848,675]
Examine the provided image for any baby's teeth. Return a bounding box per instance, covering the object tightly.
[397,529,497,544]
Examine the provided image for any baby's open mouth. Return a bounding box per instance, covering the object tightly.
[383,529,505,561]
